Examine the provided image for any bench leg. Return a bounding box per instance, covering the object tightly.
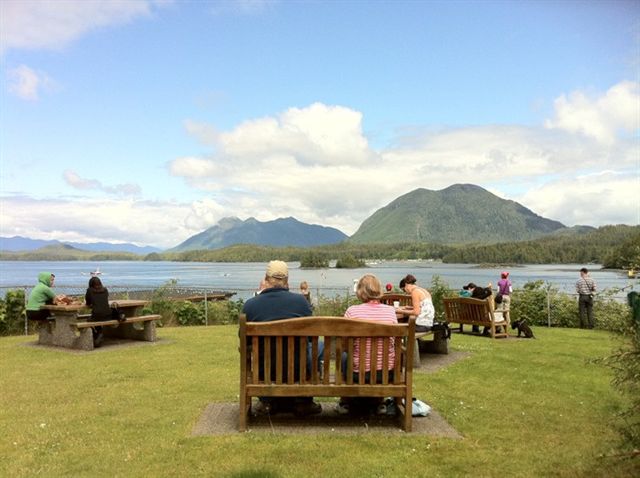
[420,330,450,354]
[413,339,421,368]
[75,328,94,351]
[239,394,248,431]
[37,321,55,346]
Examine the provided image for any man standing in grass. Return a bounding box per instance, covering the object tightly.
[242,260,322,417]
[576,267,596,329]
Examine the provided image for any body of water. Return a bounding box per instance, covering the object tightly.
[1,260,636,300]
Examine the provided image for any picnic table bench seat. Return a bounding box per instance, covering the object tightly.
[239,315,416,432]
[443,297,508,338]
[38,314,161,350]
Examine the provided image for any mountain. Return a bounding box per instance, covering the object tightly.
[170,217,348,251]
[349,184,566,244]
[0,236,160,254]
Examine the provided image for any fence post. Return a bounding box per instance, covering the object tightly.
[547,286,551,327]
[24,286,28,336]
[204,290,208,326]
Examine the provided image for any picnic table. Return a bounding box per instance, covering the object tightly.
[38,300,160,350]
[380,294,450,366]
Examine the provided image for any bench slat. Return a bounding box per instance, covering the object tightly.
[76,314,161,328]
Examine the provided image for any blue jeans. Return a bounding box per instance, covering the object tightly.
[307,340,324,375]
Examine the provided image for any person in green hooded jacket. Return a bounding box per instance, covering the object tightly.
[26,272,58,322]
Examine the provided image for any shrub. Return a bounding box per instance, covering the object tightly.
[314,292,359,316]
[174,301,205,326]
[598,292,639,450]
[0,289,26,336]
[429,275,454,321]
[207,299,244,325]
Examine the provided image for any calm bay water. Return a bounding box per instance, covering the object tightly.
[1,260,636,300]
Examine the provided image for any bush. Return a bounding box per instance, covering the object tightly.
[314,292,359,316]
[174,301,205,326]
[0,289,26,336]
[429,275,455,322]
[599,292,639,450]
[207,299,244,325]
[335,255,365,268]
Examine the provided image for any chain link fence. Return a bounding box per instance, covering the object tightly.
[0,283,633,336]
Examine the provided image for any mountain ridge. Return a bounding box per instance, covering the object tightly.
[169,216,348,252]
[349,184,568,244]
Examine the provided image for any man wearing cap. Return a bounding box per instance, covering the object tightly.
[242,260,321,416]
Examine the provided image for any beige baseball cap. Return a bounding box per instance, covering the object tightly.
[266,260,288,279]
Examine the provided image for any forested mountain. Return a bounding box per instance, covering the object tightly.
[442,225,640,264]
[170,217,348,252]
[0,244,141,261]
[350,184,566,244]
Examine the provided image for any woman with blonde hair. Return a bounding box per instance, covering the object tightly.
[338,274,398,415]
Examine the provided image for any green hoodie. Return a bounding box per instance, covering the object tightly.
[26,272,56,311]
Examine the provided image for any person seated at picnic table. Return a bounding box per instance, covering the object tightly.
[465,282,502,335]
[337,274,398,415]
[26,272,65,322]
[397,274,435,333]
[85,277,112,347]
[242,260,322,417]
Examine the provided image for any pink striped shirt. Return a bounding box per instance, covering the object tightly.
[344,302,397,372]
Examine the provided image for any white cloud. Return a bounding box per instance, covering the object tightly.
[7,64,54,101]
[518,171,640,227]
[545,81,640,145]
[63,170,141,196]
[167,94,638,235]
[0,196,195,249]
[0,0,170,54]
[4,82,638,247]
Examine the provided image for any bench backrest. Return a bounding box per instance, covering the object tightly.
[443,297,495,325]
[239,315,415,391]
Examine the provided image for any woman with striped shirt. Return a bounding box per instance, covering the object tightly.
[338,274,397,415]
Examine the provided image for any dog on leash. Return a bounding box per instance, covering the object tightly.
[511,318,535,338]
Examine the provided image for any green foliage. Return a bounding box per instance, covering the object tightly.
[603,232,640,270]
[335,254,366,268]
[349,184,565,244]
[206,299,244,325]
[174,301,205,326]
[143,280,178,326]
[313,292,359,316]
[443,225,640,264]
[0,244,142,261]
[429,275,455,321]
[598,292,639,449]
[144,252,162,261]
[0,289,26,336]
[300,251,329,268]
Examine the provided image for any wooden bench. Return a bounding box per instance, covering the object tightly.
[443,297,508,338]
[239,315,416,432]
[381,294,450,365]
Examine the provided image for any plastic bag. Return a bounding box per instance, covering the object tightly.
[411,398,431,417]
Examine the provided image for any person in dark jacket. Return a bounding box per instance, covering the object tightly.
[85,277,110,347]
[242,260,321,417]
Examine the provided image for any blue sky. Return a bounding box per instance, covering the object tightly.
[1,0,638,249]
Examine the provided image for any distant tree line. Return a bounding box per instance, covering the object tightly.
[2,225,638,268]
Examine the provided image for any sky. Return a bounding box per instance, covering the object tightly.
[1,0,639,249]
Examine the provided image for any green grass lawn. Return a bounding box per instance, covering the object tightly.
[1,326,637,477]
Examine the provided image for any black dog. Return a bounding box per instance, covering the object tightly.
[511,319,535,338]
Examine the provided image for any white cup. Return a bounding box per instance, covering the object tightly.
[393,301,400,309]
